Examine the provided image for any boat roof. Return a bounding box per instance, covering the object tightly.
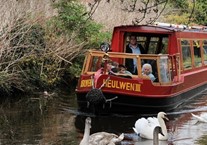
[113,24,207,34]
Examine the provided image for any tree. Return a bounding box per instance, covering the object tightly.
[88,0,169,25]
[87,0,207,26]
[0,0,111,95]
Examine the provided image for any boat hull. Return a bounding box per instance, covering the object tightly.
[76,83,207,114]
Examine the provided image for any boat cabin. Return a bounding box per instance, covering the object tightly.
[81,24,207,86]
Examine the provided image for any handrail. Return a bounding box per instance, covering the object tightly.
[82,50,181,85]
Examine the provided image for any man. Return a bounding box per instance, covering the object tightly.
[125,35,144,74]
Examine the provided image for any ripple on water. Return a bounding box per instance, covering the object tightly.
[1,91,207,144]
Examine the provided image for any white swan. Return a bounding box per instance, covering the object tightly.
[191,113,207,123]
[79,117,124,145]
[133,112,168,140]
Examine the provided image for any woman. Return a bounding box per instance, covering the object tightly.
[142,63,156,81]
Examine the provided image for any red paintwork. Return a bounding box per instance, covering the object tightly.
[76,24,207,112]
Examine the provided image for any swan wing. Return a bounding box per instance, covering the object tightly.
[147,117,159,127]
[89,132,121,145]
[192,113,207,123]
[89,132,107,145]
[134,117,159,139]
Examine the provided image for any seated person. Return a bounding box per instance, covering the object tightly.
[111,61,119,73]
[118,64,132,75]
[94,60,115,78]
[142,63,156,82]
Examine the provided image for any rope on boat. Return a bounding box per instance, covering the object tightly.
[91,75,95,89]
[105,96,118,108]
[85,75,118,108]
[99,76,110,89]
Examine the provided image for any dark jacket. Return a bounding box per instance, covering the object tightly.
[125,44,145,74]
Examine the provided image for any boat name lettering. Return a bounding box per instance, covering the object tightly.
[103,79,141,92]
[80,79,92,87]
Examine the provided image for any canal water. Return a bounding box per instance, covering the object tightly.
[0,89,207,145]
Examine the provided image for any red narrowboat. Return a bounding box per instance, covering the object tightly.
[75,23,207,114]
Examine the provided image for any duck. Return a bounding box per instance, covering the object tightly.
[133,112,168,140]
[79,117,124,145]
[191,113,207,123]
[153,126,164,145]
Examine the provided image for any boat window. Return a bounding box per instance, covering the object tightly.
[125,35,147,53]
[181,40,192,69]
[193,40,202,67]
[148,37,159,54]
[159,56,171,83]
[88,56,102,72]
[146,36,169,54]
[160,37,169,54]
[140,58,158,82]
[203,40,207,65]
[124,33,169,55]
[137,36,147,49]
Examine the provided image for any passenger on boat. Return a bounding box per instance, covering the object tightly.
[118,64,132,75]
[125,35,145,74]
[111,61,119,73]
[94,60,116,79]
[142,63,156,82]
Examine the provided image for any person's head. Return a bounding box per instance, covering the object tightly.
[129,35,137,45]
[112,61,119,68]
[100,60,113,71]
[142,63,152,75]
[106,60,113,71]
[118,64,127,74]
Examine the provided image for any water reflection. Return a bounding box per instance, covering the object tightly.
[0,91,207,144]
[0,91,78,145]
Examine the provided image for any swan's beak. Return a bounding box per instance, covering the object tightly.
[164,115,169,121]
[160,130,164,136]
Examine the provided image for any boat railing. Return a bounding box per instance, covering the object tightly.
[82,50,181,85]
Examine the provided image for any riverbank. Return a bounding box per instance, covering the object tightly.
[0,1,110,97]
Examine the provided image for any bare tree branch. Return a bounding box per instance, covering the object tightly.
[187,0,195,26]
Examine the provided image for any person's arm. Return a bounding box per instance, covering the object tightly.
[150,74,156,82]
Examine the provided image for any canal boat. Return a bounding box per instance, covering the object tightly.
[75,23,207,114]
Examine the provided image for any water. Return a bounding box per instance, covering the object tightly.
[0,90,207,145]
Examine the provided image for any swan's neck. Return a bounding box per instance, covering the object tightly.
[158,118,167,136]
[80,122,90,145]
[153,131,159,145]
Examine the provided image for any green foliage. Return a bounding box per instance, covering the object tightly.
[165,13,190,24]
[88,31,112,49]
[192,0,207,25]
[167,0,207,25]
[51,0,111,44]
[68,61,83,77]
[48,0,112,75]
[0,0,111,95]
[168,0,188,9]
